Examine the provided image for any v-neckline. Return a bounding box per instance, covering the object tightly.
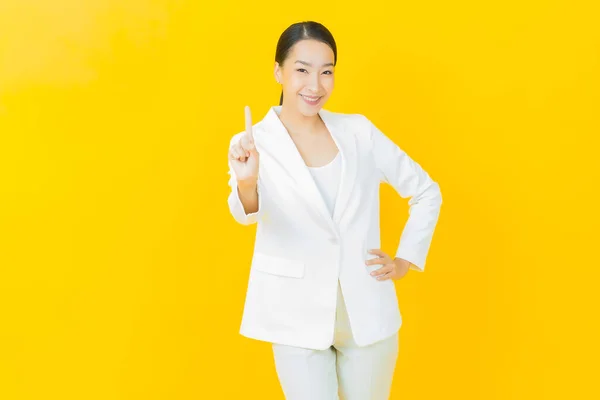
[307,151,341,170]
[260,105,358,232]
[275,108,340,169]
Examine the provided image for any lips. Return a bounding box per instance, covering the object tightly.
[300,94,322,105]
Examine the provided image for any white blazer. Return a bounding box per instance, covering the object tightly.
[227,105,442,350]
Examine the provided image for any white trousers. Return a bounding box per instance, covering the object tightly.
[272,280,399,400]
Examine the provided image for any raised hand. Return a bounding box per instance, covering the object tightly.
[229,105,260,184]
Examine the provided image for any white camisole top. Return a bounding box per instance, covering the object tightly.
[307,151,342,217]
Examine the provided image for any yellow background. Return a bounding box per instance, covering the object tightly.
[1,0,598,398]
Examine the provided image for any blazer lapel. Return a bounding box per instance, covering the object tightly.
[319,108,357,226]
[259,106,357,233]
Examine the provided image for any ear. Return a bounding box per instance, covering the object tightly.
[274,62,282,84]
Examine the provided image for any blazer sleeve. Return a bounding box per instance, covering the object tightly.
[227,133,262,225]
[366,116,443,272]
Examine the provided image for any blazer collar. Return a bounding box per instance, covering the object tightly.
[258,105,357,234]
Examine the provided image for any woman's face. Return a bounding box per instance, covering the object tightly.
[275,39,335,117]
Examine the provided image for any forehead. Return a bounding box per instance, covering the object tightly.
[288,39,334,64]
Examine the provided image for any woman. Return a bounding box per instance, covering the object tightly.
[227,21,442,400]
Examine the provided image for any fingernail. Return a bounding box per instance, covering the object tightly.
[370,272,375,276]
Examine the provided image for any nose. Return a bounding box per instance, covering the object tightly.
[306,72,321,93]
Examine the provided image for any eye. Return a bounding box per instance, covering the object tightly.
[323,70,333,75]
[296,68,308,73]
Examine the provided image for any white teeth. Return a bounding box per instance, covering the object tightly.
[302,95,320,101]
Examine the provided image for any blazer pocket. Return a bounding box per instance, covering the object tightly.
[251,252,305,278]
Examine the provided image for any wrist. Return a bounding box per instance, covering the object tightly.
[237,177,258,190]
[394,257,412,269]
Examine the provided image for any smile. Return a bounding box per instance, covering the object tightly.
[300,94,322,105]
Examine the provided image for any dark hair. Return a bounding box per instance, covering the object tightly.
[275,21,338,106]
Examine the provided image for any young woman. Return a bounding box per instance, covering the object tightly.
[227,21,442,400]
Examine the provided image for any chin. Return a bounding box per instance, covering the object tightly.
[297,98,328,116]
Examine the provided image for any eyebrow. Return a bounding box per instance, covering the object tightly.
[294,60,334,68]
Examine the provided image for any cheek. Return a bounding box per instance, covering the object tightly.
[285,76,305,94]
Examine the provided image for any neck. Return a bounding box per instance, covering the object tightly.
[277,103,322,136]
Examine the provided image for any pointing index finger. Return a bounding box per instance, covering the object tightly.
[245,105,253,143]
